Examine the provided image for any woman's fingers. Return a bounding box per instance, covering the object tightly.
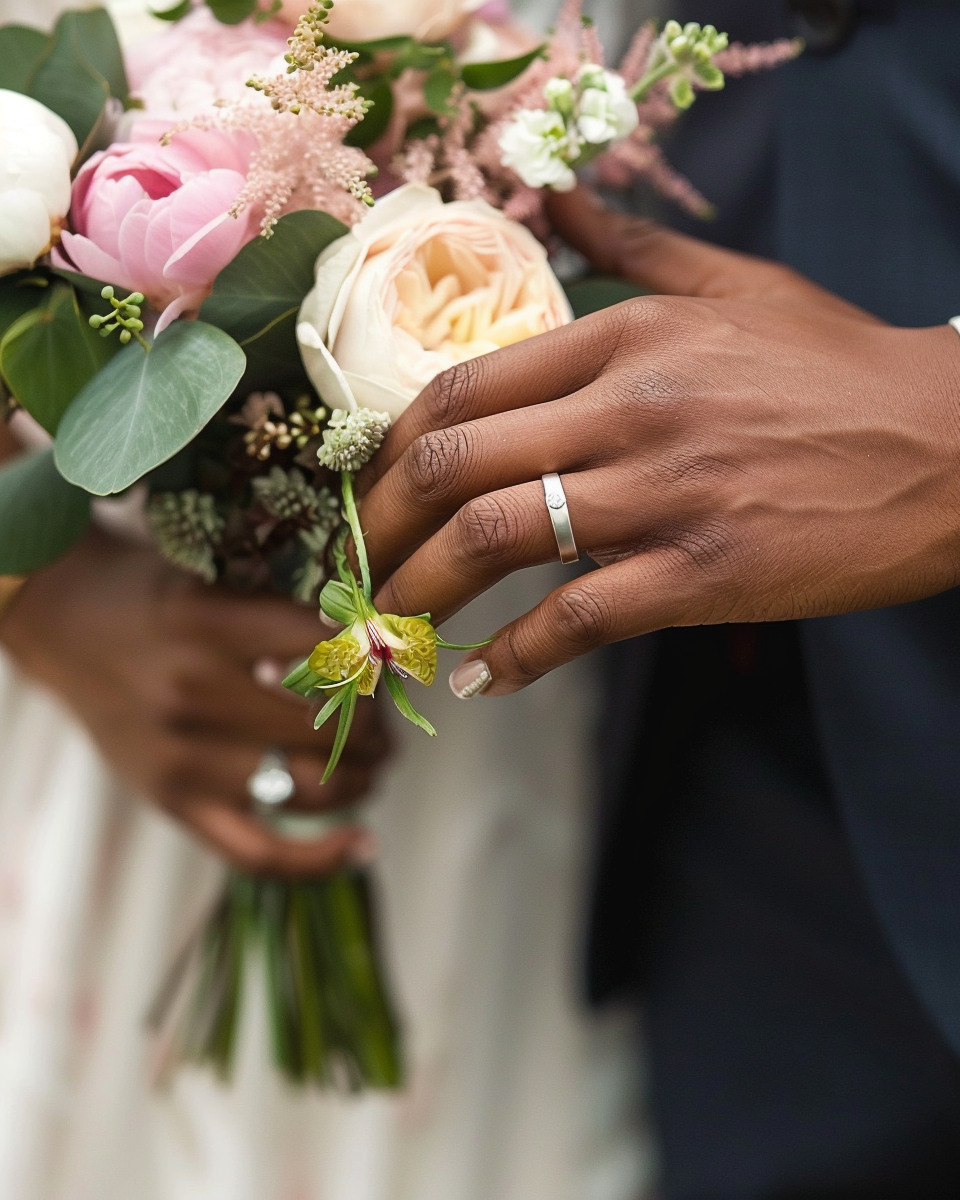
[154,735,379,813]
[158,579,328,664]
[449,549,717,698]
[180,801,372,877]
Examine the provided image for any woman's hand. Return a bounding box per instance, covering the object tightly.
[0,530,392,874]
[356,188,960,696]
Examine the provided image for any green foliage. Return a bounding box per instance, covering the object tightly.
[320,580,357,626]
[3,8,129,147]
[424,66,458,115]
[0,284,117,435]
[461,44,546,90]
[406,115,442,140]
[200,209,348,389]
[150,0,192,18]
[0,449,90,575]
[206,0,258,24]
[0,273,49,344]
[344,78,393,148]
[0,26,48,93]
[55,321,246,495]
[564,275,650,319]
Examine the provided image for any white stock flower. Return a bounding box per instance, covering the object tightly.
[575,66,639,145]
[296,184,572,420]
[498,108,578,191]
[0,90,77,276]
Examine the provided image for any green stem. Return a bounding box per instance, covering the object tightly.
[341,471,372,602]
[629,58,676,101]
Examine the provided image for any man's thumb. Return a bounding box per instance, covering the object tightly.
[547,186,810,303]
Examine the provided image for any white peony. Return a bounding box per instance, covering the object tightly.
[0,90,77,277]
[296,184,572,420]
[575,65,639,145]
[498,108,578,192]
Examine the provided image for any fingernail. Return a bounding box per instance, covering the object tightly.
[318,611,343,633]
[449,659,491,700]
[348,830,378,865]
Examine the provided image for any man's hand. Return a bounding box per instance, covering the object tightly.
[0,531,391,873]
[357,188,960,696]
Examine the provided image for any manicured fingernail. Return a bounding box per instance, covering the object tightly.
[348,830,378,865]
[449,659,491,700]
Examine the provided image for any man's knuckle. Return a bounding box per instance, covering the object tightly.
[550,585,614,649]
[405,425,476,500]
[456,493,519,559]
[423,358,484,426]
[665,521,742,576]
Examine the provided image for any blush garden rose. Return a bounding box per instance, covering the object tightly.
[295,183,572,419]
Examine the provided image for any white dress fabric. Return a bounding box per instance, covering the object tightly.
[0,2,658,1194]
[0,568,653,1200]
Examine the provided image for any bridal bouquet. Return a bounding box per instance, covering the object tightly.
[0,0,798,1087]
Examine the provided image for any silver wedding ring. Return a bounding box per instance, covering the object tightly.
[541,473,579,565]
[247,747,295,807]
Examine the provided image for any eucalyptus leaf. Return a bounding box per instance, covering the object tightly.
[62,8,128,104]
[206,0,258,24]
[0,25,49,94]
[236,311,309,391]
[0,283,117,434]
[564,275,649,319]
[344,78,393,148]
[200,209,349,345]
[461,44,546,91]
[28,15,111,144]
[0,449,91,575]
[0,273,49,343]
[55,320,246,495]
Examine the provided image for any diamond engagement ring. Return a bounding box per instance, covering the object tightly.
[541,473,579,564]
[247,747,295,807]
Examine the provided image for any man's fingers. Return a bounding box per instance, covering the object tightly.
[373,470,668,625]
[362,393,611,584]
[448,550,719,697]
[546,187,875,319]
[357,313,614,493]
[179,802,371,876]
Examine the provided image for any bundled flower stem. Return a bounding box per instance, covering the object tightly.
[151,868,402,1088]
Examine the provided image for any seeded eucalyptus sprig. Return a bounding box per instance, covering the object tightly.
[283,407,492,779]
[88,286,150,349]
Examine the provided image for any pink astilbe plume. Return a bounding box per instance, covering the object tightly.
[445,1,802,224]
[714,39,804,76]
[167,2,375,233]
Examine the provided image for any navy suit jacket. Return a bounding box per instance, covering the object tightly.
[590,0,960,1055]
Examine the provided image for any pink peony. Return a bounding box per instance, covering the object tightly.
[54,127,257,332]
[126,8,289,124]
